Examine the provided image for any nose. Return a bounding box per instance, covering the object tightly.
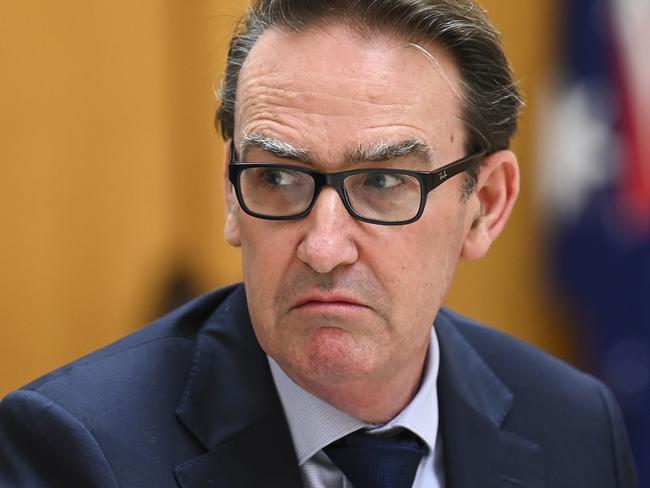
[296,187,359,274]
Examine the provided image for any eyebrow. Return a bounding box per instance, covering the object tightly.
[239,133,433,167]
[240,133,310,163]
[349,139,433,166]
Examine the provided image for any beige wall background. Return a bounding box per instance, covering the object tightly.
[0,0,569,397]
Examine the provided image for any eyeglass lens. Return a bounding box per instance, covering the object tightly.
[239,167,315,217]
[343,172,421,222]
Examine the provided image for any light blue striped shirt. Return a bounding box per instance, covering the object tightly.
[269,328,444,488]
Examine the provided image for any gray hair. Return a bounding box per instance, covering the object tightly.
[216,0,523,195]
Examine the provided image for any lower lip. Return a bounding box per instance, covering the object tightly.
[294,301,368,313]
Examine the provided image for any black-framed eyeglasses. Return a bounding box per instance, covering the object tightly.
[228,141,486,226]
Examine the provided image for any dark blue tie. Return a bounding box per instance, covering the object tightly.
[324,429,427,488]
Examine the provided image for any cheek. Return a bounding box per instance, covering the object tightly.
[239,221,288,311]
[384,212,465,314]
[238,219,305,339]
[241,233,286,357]
[240,217,291,269]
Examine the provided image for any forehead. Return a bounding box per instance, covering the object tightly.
[235,23,465,163]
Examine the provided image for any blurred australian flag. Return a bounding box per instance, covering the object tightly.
[538,0,650,482]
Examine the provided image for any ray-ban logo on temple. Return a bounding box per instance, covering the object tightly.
[228,141,486,226]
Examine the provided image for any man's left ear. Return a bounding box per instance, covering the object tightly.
[461,149,519,260]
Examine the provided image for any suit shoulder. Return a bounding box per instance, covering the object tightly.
[0,284,244,488]
[437,308,600,397]
[437,309,638,486]
[14,285,240,412]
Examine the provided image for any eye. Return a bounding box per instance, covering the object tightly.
[260,168,299,187]
[362,172,405,190]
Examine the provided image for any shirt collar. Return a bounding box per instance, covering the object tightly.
[269,328,440,465]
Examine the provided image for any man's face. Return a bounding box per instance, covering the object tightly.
[226,24,479,394]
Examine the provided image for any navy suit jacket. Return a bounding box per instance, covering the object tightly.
[0,284,637,487]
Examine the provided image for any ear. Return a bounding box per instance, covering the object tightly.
[461,149,519,260]
[223,140,241,247]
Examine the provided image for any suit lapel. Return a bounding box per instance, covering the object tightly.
[173,285,303,488]
[435,313,544,488]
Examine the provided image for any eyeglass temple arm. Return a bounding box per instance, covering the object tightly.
[229,140,238,163]
[424,151,486,191]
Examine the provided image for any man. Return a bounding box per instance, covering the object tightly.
[0,0,638,487]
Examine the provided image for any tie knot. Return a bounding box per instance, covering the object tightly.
[324,429,427,488]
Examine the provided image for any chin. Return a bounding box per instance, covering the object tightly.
[300,327,377,383]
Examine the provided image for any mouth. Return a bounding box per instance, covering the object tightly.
[292,294,369,311]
